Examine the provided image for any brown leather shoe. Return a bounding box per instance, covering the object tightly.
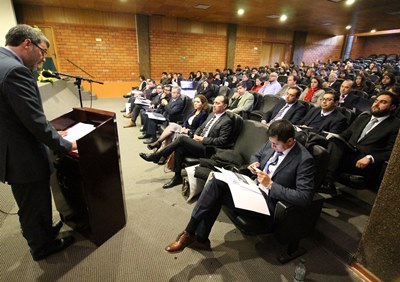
[123,121,136,128]
[165,231,196,253]
[123,113,132,118]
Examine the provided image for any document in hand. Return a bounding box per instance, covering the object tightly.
[324,131,356,151]
[213,168,270,215]
[134,97,151,106]
[146,112,166,121]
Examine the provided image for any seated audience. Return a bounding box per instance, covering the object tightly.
[299,77,325,106]
[139,95,233,189]
[163,120,314,253]
[374,73,396,95]
[197,80,215,101]
[352,74,369,93]
[323,73,341,93]
[258,72,282,95]
[320,92,400,194]
[228,81,255,115]
[262,86,306,125]
[124,79,156,118]
[138,85,185,143]
[122,74,147,100]
[299,92,347,134]
[146,94,209,155]
[124,82,161,127]
[241,73,255,90]
[250,77,263,92]
[276,75,298,99]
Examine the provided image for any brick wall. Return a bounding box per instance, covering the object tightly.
[303,35,344,64]
[51,24,139,82]
[234,38,263,68]
[149,31,227,79]
[351,34,400,58]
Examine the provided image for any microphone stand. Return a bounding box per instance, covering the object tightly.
[56,72,104,107]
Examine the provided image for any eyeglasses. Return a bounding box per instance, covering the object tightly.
[322,98,334,102]
[31,41,48,56]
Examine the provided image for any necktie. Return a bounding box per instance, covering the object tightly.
[272,104,289,121]
[358,118,378,142]
[200,115,216,137]
[263,152,284,174]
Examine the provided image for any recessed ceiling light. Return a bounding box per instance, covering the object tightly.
[266,15,280,19]
[345,25,351,30]
[238,9,244,15]
[254,47,258,50]
[345,0,355,5]
[280,14,287,22]
[194,4,210,10]
[322,22,333,26]
[370,29,376,33]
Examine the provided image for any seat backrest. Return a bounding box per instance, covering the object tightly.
[278,75,288,84]
[261,95,283,113]
[218,86,230,96]
[249,91,263,111]
[225,111,244,147]
[232,120,268,165]
[336,106,356,126]
[297,100,313,113]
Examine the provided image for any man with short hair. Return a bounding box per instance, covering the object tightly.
[228,81,254,115]
[320,92,400,193]
[299,92,347,134]
[241,73,254,90]
[276,75,298,98]
[163,120,314,253]
[262,86,306,125]
[258,72,282,95]
[0,24,76,260]
[338,79,360,111]
[325,73,342,92]
[139,95,233,188]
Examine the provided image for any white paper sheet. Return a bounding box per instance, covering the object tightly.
[63,122,96,142]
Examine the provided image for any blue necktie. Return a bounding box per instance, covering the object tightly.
[263,152,284,174]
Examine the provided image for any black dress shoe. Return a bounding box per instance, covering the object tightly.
[140,126,144,132]
[138,134,150,140]
[147,141,161,150]
[163,176,183,189]
[32,235,75,261]
[123,94,131,98]
[52,221,63,238]
[316,181,337,195]
[158,156,167,165]
[139,152,161,163]
[143,137,157,144]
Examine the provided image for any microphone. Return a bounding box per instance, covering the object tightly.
[42,70,61,79]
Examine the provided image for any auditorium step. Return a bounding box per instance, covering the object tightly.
[314,185,375,264]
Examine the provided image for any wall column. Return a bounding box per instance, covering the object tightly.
[226,24,237,70]
[341,34,354,60]
[355,131,400,281]
[135,14,150,79]
[291,31,307,65]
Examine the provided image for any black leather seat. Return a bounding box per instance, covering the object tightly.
[248,95,283,121]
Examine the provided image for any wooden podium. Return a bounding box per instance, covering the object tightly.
[50,107,126,246]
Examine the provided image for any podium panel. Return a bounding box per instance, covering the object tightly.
[51,107,126,246]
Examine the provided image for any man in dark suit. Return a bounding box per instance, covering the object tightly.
[138,85,185,143]
[326,73,342,93]
[140,95,233,188]
[338,80,360,111]
[0,25,76,260]
[299,92,347,134]
[320,91,400,193]
[261,86,306,125]
[163,120,315,253]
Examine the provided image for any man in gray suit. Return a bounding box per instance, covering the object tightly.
[164,120,314,253]
[228,81,254,114]
[0,25,76,260]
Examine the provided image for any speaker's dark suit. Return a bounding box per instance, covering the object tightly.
[339,93,360,111]
[160,112,233,176]
[262,100,306,125]
[0,47,72,253]
[327,113,400,187]
[300,107,347,134]
[189,141,314,239]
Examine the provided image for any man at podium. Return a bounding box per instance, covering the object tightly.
[0,25,77,261]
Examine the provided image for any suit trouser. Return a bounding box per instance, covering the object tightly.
[326,138,382,186]
[11,178,54,253]
[159,135,206,177]
[130,105,145,122]
[189,177,272,239]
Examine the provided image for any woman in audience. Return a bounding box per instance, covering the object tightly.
[227,75,239,89]
[352,74,368,92]
[250,77,263,92]
[299,76,325,106]
[193,71,202,83]
[147,95,209,152]
[198,80,215,100]
[375,72,396,93]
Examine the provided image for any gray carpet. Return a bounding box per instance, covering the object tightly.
[0,97,363,281]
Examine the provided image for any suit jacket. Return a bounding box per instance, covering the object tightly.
[300,107,347,134]
[340,113,400,164]
[183,110,208,132]
[328,80,342,92]
[163,96,184,119]
[250,142,314,213]
[262,100,306,125]
[229,91,254,114]
[0,47,71,184]
[195,112,233,147]
[339,93,360,110]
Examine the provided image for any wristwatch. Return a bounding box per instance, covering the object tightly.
[366,155,374,163]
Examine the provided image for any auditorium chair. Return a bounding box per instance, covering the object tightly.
[248,95,283,121]
[241,91,263,119]
[222,123,327,263]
